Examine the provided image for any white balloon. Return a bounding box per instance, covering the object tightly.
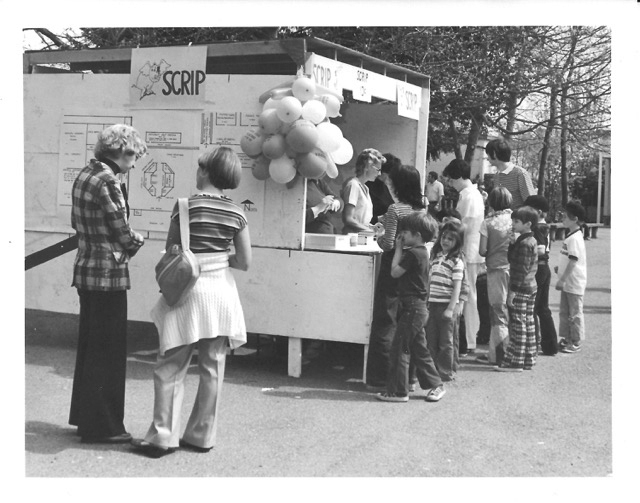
[292,76,317,102]
[316,122,343,153]
[301,100,327,124]
[330,138,354,165]
[325,152,339,178]
[276,96,303,123]
[269,155,297,184]
[263,98,278,111]
[319,94,341,118]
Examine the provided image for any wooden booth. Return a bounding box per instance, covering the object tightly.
[24,38,431,379]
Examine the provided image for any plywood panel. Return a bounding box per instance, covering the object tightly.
[24,73,304,248]
[234,247,377,344]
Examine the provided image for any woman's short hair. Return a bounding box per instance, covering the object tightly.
[94,124,147,161]
[355,148,385,176]
[382,153,401,175]
[488,186,513,212]
[511,206,539,226]
[198,147,242,190]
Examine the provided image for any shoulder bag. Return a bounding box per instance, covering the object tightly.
[155,198,201,306]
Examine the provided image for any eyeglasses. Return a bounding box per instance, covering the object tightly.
[125,149,146,161]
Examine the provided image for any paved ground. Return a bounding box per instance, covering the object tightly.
[17,228,631,499]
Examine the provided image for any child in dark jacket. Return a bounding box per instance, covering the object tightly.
[495,206,539,372]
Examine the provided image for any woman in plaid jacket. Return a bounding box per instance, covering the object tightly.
[69,124,146,443]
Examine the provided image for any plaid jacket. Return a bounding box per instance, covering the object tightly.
[71,159,144,291]
[508,232,538,294]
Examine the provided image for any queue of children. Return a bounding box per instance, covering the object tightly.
[371,161,588,403]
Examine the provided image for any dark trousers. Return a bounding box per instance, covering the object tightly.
[69,289,128,439]
[366,253,399,386]
[535,263,558,355]
[476,272,491,344]
[386,298,442,396]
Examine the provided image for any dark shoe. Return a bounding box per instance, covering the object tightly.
[81,432,132,444]
[365,383,386,392]
[179,439,212,453]
[130,438,176,458]
[376,392,409,403]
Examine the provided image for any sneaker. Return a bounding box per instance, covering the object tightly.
[561,344,582,353]
[376,392,409,403]
[494,365,523,373]
[425,386,446,402]
[474,354,492,364]
[408,383,417,392]
[558,338,569,349]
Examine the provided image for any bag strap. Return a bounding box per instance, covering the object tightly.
[178,198,191,251]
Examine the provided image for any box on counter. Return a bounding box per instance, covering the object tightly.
[357,231,376,245]
[304,233,351,250]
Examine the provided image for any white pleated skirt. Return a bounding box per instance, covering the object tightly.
[151,252,247,355]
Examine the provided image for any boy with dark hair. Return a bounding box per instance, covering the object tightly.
[524,195,558,356]
[376,211,445,402]
[496,206,539,372]
[555,201,588,353]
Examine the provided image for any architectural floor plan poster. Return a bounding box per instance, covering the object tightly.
[57,110,201,232]
[126,109,201,231]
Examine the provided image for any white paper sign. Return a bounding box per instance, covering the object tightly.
[129,46,207,109]
[397,82,422,120]
[352,68,372,102]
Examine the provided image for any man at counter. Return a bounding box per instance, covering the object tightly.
[425,171,445,216]
[367,153,400,224]
[305,177,343,234]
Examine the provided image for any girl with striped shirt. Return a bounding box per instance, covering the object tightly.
[425,220,466,382]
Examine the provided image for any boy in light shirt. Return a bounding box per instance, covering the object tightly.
[555,201,588,353]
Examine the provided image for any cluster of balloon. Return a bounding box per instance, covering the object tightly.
[241,76,354,184]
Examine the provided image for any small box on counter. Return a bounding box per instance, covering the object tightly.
[304,233,351,250]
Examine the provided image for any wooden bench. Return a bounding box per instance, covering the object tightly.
[548,223,605,241]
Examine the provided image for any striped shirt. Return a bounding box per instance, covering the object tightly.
[71,159,144,291]
[379,203,423,251]
[493,164,535,209]
[170,194,247,253]
[428,251,465,303]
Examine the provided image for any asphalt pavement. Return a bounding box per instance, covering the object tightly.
[18,228,631,500]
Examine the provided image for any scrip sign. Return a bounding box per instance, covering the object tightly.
[129,46,207,108]
[397,82,422,120]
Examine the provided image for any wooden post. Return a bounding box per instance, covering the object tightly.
[288,337,302,378]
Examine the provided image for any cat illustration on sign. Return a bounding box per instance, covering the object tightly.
[132,59,171,100]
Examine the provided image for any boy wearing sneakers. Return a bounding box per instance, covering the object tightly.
[376,211,446,403]
[555,201,588,353]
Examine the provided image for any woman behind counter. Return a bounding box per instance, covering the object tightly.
[340,148,386,234]
[131,147,251,458]
[69,124,146,444]
[366,164,428,389]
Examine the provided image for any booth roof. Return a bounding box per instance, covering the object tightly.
[23,37,430,87]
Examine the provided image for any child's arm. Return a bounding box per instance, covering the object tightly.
[390,234,407,279]
[479,233,488,257]
[444,278,462,319]
[556,259,577,290]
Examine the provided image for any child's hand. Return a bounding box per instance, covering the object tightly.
[507,290,515,308]
[555,279,564,291]
[395,235,404,249]
[443,308,453,319]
